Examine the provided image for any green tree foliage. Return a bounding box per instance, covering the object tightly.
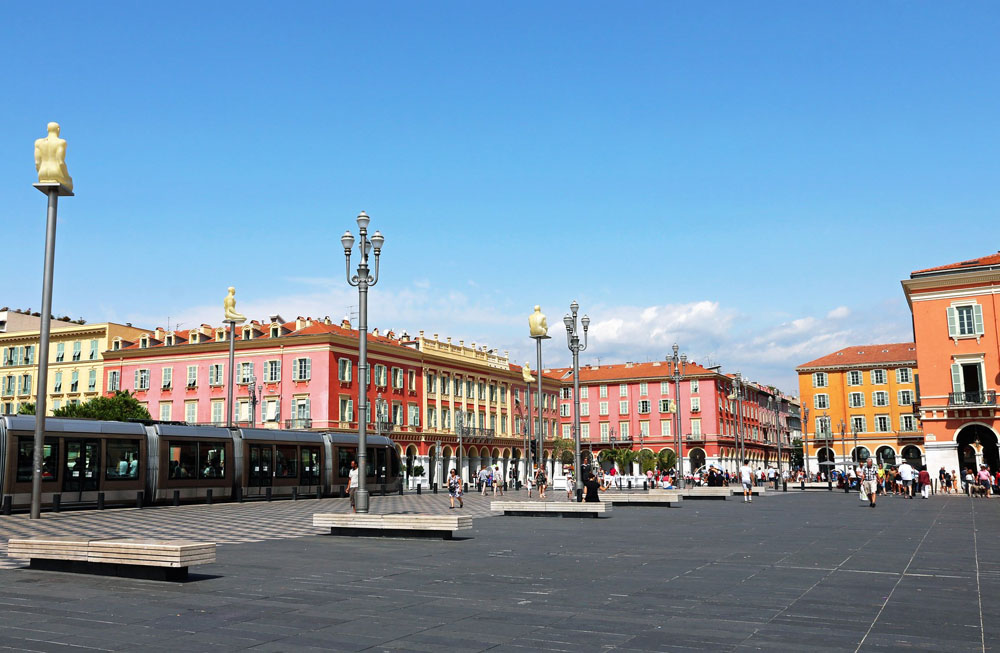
[657,448,677,471]
[638,449,657,473]
[18,402,36,415]
[550,437,577,465]
[790,438,804,468]
[19,391,150,421]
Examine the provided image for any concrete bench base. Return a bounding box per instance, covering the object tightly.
[491,501,611,517]
[7,537,215,581]
[609,492,682,507]
[313,513,472,540]
[681,488,732,500]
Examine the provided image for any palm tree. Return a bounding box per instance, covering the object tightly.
[657,449,677,472]
[638,449,657,473]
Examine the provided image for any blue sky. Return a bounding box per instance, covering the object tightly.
[3,2,998,394]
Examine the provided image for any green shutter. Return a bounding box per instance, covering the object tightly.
[951,364,962,394]
[947,306,957,337]
[973,304,984,335]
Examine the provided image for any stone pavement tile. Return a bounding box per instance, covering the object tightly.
[378,630,500,651]
[312,617,432,641]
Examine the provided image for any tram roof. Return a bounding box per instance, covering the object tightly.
[0,415,146,436]
[239,428,325,443]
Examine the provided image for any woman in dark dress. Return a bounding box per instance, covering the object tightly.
[584,473,601,502]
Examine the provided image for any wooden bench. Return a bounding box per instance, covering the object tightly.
[6,537,215,581]
[490,501,612,517]
[313,513,472,540]
[608,492,682,507]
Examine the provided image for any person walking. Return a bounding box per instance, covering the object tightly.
[740,459,753,503]
[584,472,601,502]
[565,472,575,500]
[535,466,548,499]
[919,467,932,499]
[347,460,359,513]
[478,466,489,496]
[898,460,915,499]
[493,465,503,496]
[860,458,879,508]
[447,468,464,508]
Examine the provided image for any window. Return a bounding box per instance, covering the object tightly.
[581,387,589,399]
[559,404,570,417]
[501,386,507,403]
[428,407,437,429]
[640,421,649,436]
[691,419,701,436]
[812,372,828,388]
[465,380,473,397]
[637,399,651,414]
[270,325,280,338]
[70,370,79,392]
[850,416,865,433]
[580,402,589,416]
[16,437,58,482]
[72,341,81,361]
[847,370,862,386]
[374,364,387,388]
[168,442,225,479]
[408,404,420,426]
[338,358,352,382]
[814,394,829,409]
[619,422,630,439]
[339,397,354,422]
[263,399,279,422]
[619,400,629,414]
[660,420,671,437]
[392,367,403,389]
[392,402,403,426]
[848,392,864,408]
[108,370,120,392]
[159,402,171,421]
[660,382,669,395]
[580,423,590,440]
[659,399,672,413]
[898,390,913,406]
[139,337,148,349]
[690,379,699,393]
[106,440,140,480]
[490,384,497,402]
[561,387,571,399]
[874,415,891,433]
[896,368,912,384]
[185,401,197,423]
[89,340,99,360]
[211,400,224,425]
[209,364,223,386]
[292,358,311,381]
[873,391,889,407]
[238,362,255,384]
[690,397,701,412]
[293,397,311,422]
[275,446,298,479]
[426,373,436,393]
[54,372,63,393]
[265,360,280,383]
[88,369,96,392]
[870,369,887,385]
[947,303,984,338]
[639,382,648,396]
[454,377,463,397]
[900,414,916,431]
[187,365,197,388]
[478,382,486,399]
[815,416,831,436]
[562,424,571,437]
[599,401,608,416]
[162,367,173,389]
[619,384,628,397]
[56,343,65,362]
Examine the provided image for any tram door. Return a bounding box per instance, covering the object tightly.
[64,440,100,494]
[249,445,273,494]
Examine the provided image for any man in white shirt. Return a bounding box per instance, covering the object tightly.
[348,460,359,513]
[897,461,915,499]
[740,459,753,503]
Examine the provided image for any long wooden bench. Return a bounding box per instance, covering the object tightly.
[6,537,215,581]
[608,492,682,507]
[313,513,472,540]
[490,501,611,517]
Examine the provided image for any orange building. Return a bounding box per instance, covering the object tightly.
[796,343,922,475]
[903,252,1000,474]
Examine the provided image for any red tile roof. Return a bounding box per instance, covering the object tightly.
[796,343,916,370]
[912,252,1000,275]
[549,360,718,383]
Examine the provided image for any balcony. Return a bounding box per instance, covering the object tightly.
[948,391,997,406]
[285,418,313,429]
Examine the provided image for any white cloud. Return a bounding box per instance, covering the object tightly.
[827,306,851,319]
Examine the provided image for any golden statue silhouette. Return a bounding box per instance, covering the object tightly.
[529,305,548,337]
[34,122,73,191]
[521,361,536,384]
[223,287,247,323]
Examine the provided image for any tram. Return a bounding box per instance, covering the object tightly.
[0,416,401,509]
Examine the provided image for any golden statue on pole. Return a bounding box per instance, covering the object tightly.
[34,122,73,192]
[528,305,548,337]
[521,361,536,383]
[223,286,247,324]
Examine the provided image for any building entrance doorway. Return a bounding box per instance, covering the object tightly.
[956,424,999,474]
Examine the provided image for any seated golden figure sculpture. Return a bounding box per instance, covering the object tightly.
[223,287,247,323]
[529,305,548,337]
[34,122,73,191]
[522,361,536,384]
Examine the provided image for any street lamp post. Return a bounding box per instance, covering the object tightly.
[248,374,259,428]
[774,395,783,478]
[563,301,589,501]
[669,344,687,488]
[803,406,810,478]
[341,211,384,514]
[29,122,74,520]
[822,412,832,491]
[729,372,746,472]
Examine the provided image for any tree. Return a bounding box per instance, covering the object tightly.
[790,438,804,468]
[550,437,576,465]
[638,449,657,473]
[657,449,677,471]
[20,391,150,421]
[617,448,640,475]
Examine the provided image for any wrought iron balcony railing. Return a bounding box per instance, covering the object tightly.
[284,418,313,429]
[948,391,997,406]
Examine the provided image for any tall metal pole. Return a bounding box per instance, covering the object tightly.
[342,212,383,514]
[670,344,687,488]
[536,337,545,486]
[803,406,810,477]
[563,301,588,501]
[29,188,61,519]
[775,396,782,475]
[526,379,533,496]
[226,320,236,427]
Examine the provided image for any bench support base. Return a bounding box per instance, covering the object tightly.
[502,510,601,518]
[328,527,455,540]
[28,558,189,581]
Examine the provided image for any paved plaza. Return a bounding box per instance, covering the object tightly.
[0,489,997,652]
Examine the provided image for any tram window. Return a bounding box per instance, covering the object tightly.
[199,443,226,479]
[300,446,320,485]
[366,447,375,477]
[169,443,198,479]
[275,445,298,479]
[106,440,140,480]
[16,437,59,483]
[338,447,355,478]
[390,449,401,477]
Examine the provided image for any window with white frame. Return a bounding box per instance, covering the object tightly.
[638,399,651,414]
[239,362,255,384]
[185,401,197,423]
[108,370,120,392]
[159,402,171,421]
[639,382,648,396]
[872,391,889,407]
[812,372,828,388]
[428,407,437,429]
[580,386,589,399]
[619,384,628,397]
[339,396,354,422]
[898,390,913,406]
[562,424,571,437]
[896,368,912,384]
[135,369,150,391]
[815,416,832,436]
[265,360,280,383]
[659,398,672,413]
[292,358,311,381]
[581,402,590,416]
[478,382,486,399]
[293,397,311,421]
[851,415,866,433]
[54,371,63,392]
[88,369,96,391]
[338,358,352,382]
[660,420,671,437]
[599,401,608,416]
[209,364,223,386]
[580,423,590,440]
[560,404,570,417]
[619,422,630,439]
[874,415,890,432]
[691,418,701,436]
[374,364,388,388]
[690,379,699,393]
[848,392,864,408]
[408,404,420,426]
[690,396,701,412]
[947,303,984,339]
[392,367,403,389]
[211,401,224,425]
[619,400,629,414]
[660,381,669,395]
[814,394,830,409]
[870,369,887,385]
[561,387,570,399]
[186,365,197,387]
[600,422,609,442]
[162,367,173,389]
[599,385,607,398]
[639,421,649,436]
[847,370,862,386]
[900,414,916,431]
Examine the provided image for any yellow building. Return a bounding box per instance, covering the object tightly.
[0,322,148,415]
[796,343,923,474]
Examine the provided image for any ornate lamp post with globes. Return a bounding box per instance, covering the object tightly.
[669,344,687,488]
[341,211,384,514]
[563,301,589,501]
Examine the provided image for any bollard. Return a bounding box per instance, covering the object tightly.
[97,492,105,510]
[643,480,648,491]
[173,490,180,507]
[628,480,632,490]
[782,481,787,492]
[136,491,144,508]
[463,482,469,493]
[433,483,438,494]
[339,485,346,498]
[292,487,298,501]
[53,494,61,512]
[801,479,805,491]
[576,488,583,503]
[516,481,522,490]
[206,489,213,505]
[417,483,421,494]
[317,487,322,499]
[266,487,272,502]
[235,486,243,503]
[1,495,11,515]
[398,484,403,496]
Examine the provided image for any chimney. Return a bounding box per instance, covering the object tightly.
[373,327,380,337]
[341,318,351,329]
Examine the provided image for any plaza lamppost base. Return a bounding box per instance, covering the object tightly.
[355,488,370,513]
